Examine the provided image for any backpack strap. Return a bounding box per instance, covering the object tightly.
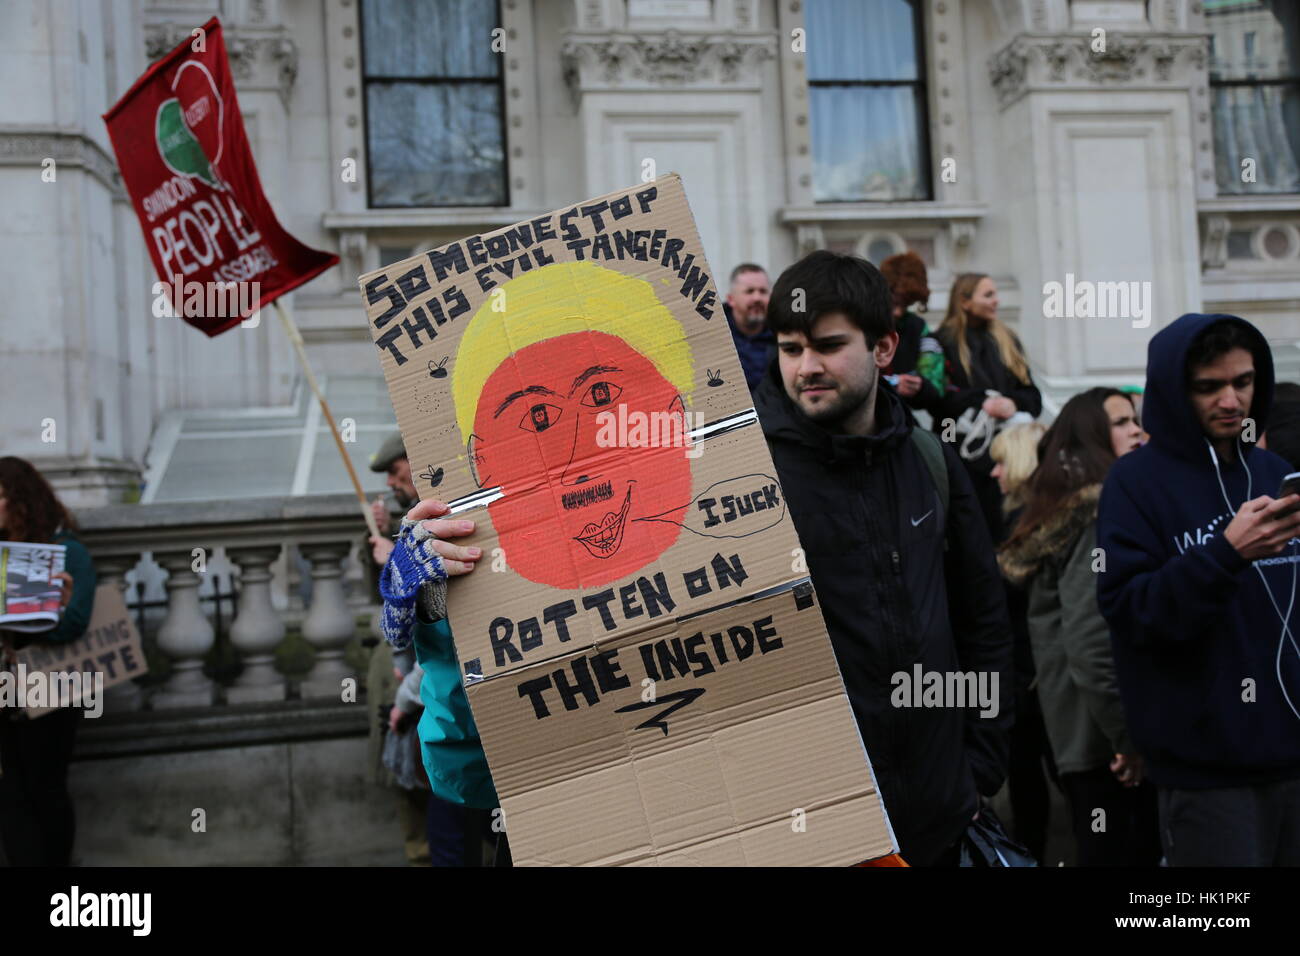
[909,427,950,517]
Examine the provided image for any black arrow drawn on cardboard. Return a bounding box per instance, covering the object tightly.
[613,687,706,736]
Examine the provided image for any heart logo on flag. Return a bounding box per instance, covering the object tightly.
[155,60,226,190]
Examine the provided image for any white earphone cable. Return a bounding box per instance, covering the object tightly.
[1207,437,1300,722]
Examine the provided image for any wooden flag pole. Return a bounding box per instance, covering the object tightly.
[274,300,382,540]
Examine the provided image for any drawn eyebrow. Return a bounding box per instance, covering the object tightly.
[494,384,562,419]
[568,365,622,397]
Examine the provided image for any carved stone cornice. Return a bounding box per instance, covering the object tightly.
[0,128,123,197]
[561,29,777,95]
[144,22,299,107]
[988,33,1208,108]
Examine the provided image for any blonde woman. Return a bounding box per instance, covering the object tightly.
[991,422,1048,519]
[936,273,1043,538]
[989,421,1052,861]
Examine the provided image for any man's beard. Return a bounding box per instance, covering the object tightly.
[394,487,417,509]
[737,307,765,333]
[792,369,875,426]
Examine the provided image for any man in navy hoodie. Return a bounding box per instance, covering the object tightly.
[1098,313,1300,866]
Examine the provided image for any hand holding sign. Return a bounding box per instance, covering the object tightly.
[402,499,483,576]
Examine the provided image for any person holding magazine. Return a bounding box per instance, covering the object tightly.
[0,456,96,866]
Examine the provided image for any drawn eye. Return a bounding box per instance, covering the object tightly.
[581,381,622,408]
[520,402,562,433]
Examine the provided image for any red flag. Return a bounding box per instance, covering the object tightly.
[103,17,338,336]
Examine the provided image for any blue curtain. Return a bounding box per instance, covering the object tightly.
[805,0,918,82]
[806,0,926,201]
[362,0,499,78]
[1209,0,1300,194]
[361,0,506,206]
[367,83,505,207]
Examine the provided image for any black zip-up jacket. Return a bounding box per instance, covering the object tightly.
[754,364,1015,865]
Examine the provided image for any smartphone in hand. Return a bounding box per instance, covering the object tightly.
[1277,472,1300,517]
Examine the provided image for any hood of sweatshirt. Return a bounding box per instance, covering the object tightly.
[1143,312,1275,465]
[1096,312,1300,788]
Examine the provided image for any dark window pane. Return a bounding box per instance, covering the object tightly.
[810,86,926,201]
[362,0,500,78]
[379,245,413,266]
[1227,229,1255,258]
[1208,1,1300,194]
[367,82,506,206]
[1207,0,1298,82]
[805,0,918,82]
[1211,83,1300,193]
[867,237,896,262]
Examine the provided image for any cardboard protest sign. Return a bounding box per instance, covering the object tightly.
[359,174,895,865]
[103,17,338,335]
[14,585,147,718]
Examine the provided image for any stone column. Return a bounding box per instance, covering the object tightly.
[987,20,1209,387]
[298,542,356,699]
[94,553,144,714]
[151,549,216,709]
[226,545,287,704]
[0,1,151,509]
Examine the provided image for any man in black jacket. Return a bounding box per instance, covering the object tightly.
[755,250,1015,865]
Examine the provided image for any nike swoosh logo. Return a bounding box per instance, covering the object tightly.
[910,510,934,527]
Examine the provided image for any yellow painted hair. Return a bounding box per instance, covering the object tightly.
[451,261,694,439]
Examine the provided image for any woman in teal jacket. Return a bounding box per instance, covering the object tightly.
[378,498,499,843]
[0,456,97,866]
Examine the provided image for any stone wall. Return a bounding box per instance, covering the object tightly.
[64,699,405,866]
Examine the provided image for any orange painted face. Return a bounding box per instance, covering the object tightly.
[471,330,691,589]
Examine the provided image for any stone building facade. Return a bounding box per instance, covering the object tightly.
[3,0,1298,507]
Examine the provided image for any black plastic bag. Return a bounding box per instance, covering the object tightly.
[958,807,1038,867]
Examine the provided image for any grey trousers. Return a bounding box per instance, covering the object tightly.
[1158,777,1300,866]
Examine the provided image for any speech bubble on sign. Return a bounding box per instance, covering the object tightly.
[172,60,225,169]
[156,98,219,188]
[634,473,785,539]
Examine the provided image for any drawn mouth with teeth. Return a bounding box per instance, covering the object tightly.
[573,485,634,559]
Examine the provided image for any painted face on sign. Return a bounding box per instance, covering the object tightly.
[450,261,697,591]
[470,330,692,589]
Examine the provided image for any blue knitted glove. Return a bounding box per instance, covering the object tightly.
[379,515,449,650]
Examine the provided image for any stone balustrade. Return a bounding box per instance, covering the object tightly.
[75,493,384,713]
